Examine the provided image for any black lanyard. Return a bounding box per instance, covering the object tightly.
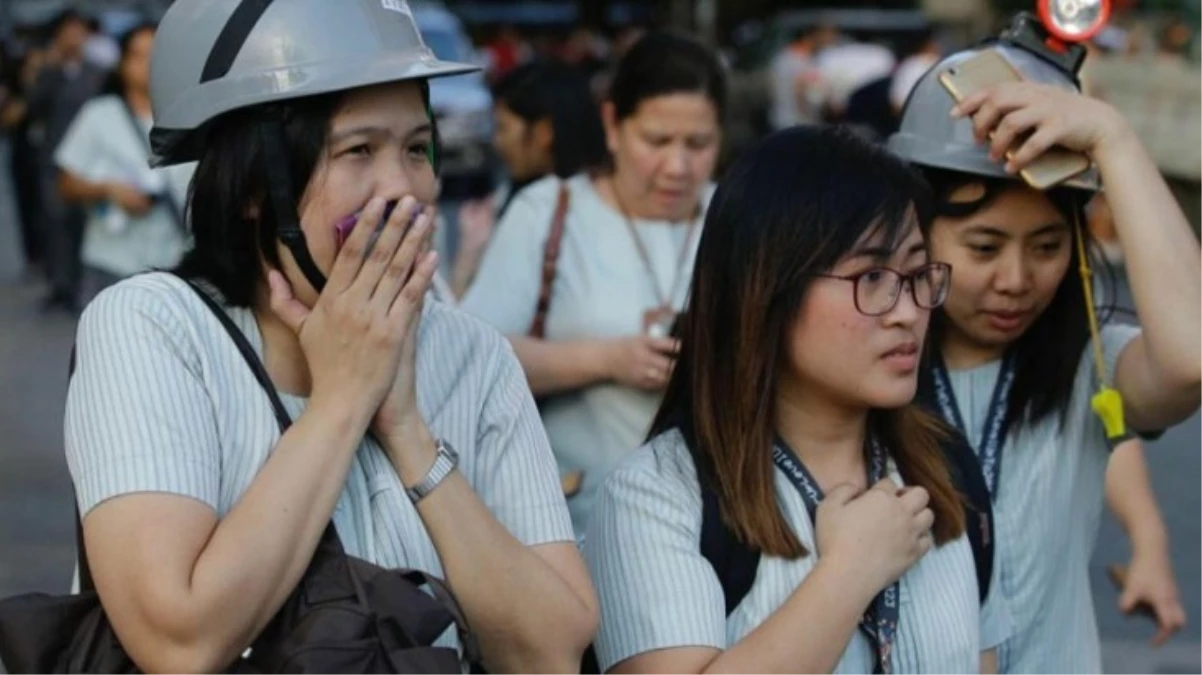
[929,352,1017,497]
[772,436,898,675]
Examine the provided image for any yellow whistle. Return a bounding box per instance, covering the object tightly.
[1091,386,1127,441]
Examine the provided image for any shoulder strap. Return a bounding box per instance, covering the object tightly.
[117,98,188,234]
[699,479,761,616]
[178,278,293,432]
[941,435,994,604]
[528,183,571,339]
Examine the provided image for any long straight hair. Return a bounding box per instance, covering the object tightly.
[650,127,965,558]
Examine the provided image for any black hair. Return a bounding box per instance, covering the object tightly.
[608,30,727,125]
[920,168,1116,428]
[648,126,964,558]
[491,60,607,178]
[100,21,157,98]
[174,83,433,307]
[47,10,89,40]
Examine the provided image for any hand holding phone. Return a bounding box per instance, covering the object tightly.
[938,50,1092,190]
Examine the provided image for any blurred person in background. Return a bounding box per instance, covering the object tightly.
[460,32,726,535]
[768,24,836,131]
[25,9,107,311]
[482,24,533,84]
[55,21,192,308]
[82,16,120,70]
[450,60,608,298]
[4,45,45,272]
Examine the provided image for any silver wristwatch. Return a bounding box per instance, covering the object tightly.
[405,438,460,504]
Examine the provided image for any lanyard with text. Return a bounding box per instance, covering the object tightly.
[929,352,1017,497]
[772,436,898,674]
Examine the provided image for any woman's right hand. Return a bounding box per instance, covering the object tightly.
[267,196,435,424]
[605,335,679,391]
[106,182,154,216]
[815,480,935,593]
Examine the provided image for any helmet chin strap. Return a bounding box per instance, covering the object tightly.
[259,119,329,294]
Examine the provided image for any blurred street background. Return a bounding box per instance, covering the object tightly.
[0,0,1199,672]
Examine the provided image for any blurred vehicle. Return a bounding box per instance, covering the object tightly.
[412,1,496,200]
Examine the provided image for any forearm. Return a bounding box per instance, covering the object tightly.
[1095,132,1202,384]
[704,560,873,674]
[387,430,595,672]
[166,403,369,670]
[1105,440,1169,552]
[59,170,111,206]
[508,335,611,396]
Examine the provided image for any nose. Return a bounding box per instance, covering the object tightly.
[882,279,921,328]
[662,145,690,179]
[376,155,419,203]
[994,249,1033,295]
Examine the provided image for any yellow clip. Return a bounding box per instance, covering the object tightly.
[1091,386,1127,440]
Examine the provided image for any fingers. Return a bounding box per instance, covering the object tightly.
[1151,602,1187,646]
[372,206,434,311]
[327,197,388,292]
[389,249,439,326]
[870,477,901,497]
[640,353,674,389]
[354,196,423,299]
[649,337,682,356]
[824,482,861,507]
[1007,126,1061,173]
[898,485,930,515]
[988,107,1042,163]
[267,269,310,333]
[914,507,935,533]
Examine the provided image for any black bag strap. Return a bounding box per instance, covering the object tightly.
[699,480,761,616]
[941,436,994,604]
[117,98,188,234]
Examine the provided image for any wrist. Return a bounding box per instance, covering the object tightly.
[380,420,438,486]
[305,393,374,448]
[1093,121,1140,167]
[591,339,618,383]
[1130,525,1170,557]
[813,553,882,610]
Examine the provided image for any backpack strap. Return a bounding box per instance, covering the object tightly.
[941,435,994,604]
[699,480,762,616]
[528,183,570,339]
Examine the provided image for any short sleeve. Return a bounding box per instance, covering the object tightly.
[1098,321,1141,386]
[471,334,574,546]
[585,450,727,672]
[979,529,1014,651]
[65,283,221,516]
[458,181,559,335]
[54,100,102,180]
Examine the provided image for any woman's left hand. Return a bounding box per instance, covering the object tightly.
[951,81,1134,174]
[1116,549,1188,646]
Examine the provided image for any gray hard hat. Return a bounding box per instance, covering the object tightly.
[887,42,1101,191]
[148,0,479,167]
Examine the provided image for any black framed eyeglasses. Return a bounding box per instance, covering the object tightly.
[813,262,952,317]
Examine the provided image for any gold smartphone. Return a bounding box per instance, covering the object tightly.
[938,50,1091,190]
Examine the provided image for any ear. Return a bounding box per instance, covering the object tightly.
[532,117,554,154]
[601,100,621,156]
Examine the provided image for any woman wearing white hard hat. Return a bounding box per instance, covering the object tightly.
[63,1,596,671]
[888,9,1199,672]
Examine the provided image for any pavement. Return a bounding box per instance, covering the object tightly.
[0,269,1199,673]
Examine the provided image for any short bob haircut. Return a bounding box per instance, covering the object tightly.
[650,126,965,559]
[173,83,432,308]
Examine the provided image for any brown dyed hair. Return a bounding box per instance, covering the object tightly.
[650,126,965,558]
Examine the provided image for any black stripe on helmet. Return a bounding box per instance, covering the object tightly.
[201,0,275,83]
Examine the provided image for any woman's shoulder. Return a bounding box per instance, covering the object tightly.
[602,428,703,505]
[74,94,124,125]
[82,272,203,325]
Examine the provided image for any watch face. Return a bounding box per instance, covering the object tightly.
[439,439,460,463]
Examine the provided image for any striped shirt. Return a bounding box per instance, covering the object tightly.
[945,322,1139,673]
[584,429,1011,674]
[64,272,575,654]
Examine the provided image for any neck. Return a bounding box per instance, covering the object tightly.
[124,89,152,117]
[601,172,694,223]
[252,286,312,397]
[774,378,869,486]
[940,322,1009,371]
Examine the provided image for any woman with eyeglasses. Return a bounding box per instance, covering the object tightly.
[584,126,1009,674]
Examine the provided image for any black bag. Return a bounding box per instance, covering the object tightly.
[0,277,477,674]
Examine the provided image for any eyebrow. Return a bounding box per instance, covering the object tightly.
[850,240,926,263]
[328,123,433,145]
[963,222,1067,238]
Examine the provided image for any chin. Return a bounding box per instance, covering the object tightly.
[863,377,919,410]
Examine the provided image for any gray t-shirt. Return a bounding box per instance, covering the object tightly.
[65,272,574,654]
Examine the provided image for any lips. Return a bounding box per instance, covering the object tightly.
[881,341,920,373]
[984,309,1032,334]
[882,342,919,359]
